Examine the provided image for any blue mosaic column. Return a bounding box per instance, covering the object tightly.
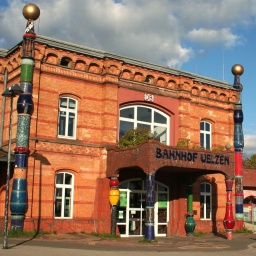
[145,173,155,240]
[10,4,40,230]
[232,64,244,230]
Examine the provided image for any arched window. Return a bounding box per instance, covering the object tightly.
[54,172,74,218]
[200,182,212,220]
[119,105,170,145]
[58,97,77,139]
[200,121,211,150]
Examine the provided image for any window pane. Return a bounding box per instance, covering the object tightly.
[154,126,167,144]
[206,184,210,193]
[68,113,75,136]
[200,183,205,192]
[65,174,72,185]
[200,195,204,218]
[158,184,167,192]
[119,120,133,138]
[200,122,204,130]
[120,108,134,119]
[59,113,66,136]
[64,188,71,217]
[55,198,62,217]
[205,122,210,131]
[60,98,68,108]
[129,180,142,190]
[206,134,210,149]
[56,173,64,184]
[55,188,62,217]
[69,99,76,109]
[137,123,150,130]
[137,107,151,122]
[206,196,211,219]
[154,112,166,124]
[200,133,204,148]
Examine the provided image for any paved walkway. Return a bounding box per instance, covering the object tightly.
[1,233,256,256]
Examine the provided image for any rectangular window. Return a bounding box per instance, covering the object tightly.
[58,97,77,139]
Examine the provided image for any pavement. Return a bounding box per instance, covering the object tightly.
[1,232,256,256]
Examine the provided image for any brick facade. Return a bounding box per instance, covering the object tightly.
[0,35,254,237]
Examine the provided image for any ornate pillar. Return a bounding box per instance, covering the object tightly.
[185,184,195,236]
[145,172,155,240]
[232,64,244,229]
[223,178,235,240]
[10,4,40,230]
[109,177,120,235]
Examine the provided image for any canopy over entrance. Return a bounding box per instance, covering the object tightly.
[107,140,234,177]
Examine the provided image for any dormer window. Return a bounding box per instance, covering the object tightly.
[60,57,72,68]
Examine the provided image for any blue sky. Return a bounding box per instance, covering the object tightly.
[0,0,256,157]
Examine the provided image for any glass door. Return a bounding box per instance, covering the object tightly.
[129,192,146,236]
[117,180,169,237]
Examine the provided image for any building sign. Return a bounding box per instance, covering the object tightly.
[144,93,154,102]
[156,147,229,165]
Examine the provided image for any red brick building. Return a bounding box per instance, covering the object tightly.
[0,35,254,237]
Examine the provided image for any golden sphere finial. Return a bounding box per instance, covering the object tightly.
[23,4,40,21]
[231,64,244,76]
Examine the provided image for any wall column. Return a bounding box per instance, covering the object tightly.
[145,172,155,240]
[232,64,244,229]
[10,4,40,230]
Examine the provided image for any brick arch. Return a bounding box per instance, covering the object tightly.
[60,56,73,68]
[88,63,101,73]
[45,53,58,65]
[156,77,166,87]
[200,88,209,97]
[219,93,227,101]
[210,91,217,99]
[192,86,199,95]
[134,72,144,82]
[167,80,178,90]
[54,168,79,175]
[74,60,86,71]
[145,74,155,84]
[121,69,133,80]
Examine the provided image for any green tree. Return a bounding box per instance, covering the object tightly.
[243,154,256,169]
[118,127,151,149]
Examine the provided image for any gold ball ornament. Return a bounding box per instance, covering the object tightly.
[23,4,40,21]
[231,64,244,76]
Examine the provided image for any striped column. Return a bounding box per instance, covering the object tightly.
[10,4,40,230]
[232,64,244,229]
[145,173,155,240]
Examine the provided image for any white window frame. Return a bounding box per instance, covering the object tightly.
[200,182,212,220]
[54,172,74,219]
[58,97,77,139]
[119,105,170,145]
[200,121,212,150]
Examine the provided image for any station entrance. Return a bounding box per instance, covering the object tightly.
[117,179,169,237]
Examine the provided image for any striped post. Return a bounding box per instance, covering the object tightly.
[10,4,40,230]
[232,64,244,229]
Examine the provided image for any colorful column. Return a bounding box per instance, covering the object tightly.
[109,177,120,235]
[10,4,40,230]
[232,64,244,229]
[145,173,155,240]
[185,184,195,236]
[223,178,235,240]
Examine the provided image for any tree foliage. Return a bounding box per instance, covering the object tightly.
[118,127,151,149]
[243,154,256,169]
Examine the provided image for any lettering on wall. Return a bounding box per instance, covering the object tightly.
[155,148,229,165]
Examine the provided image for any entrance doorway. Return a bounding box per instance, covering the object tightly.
[117,179,169,237]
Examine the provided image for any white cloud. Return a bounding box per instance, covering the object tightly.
[187,28,243,47]
[0,0,255,68]
[244,134,256,158]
